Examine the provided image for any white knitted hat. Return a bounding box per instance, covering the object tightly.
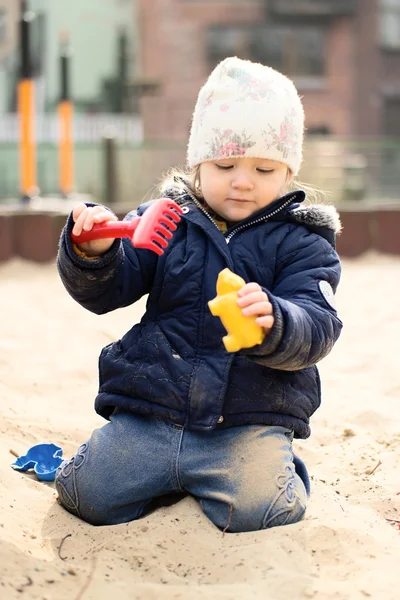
[187,57,305,175]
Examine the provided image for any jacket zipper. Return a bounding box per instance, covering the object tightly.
[181,191,296,242]
[182,191,222,232]
[225,195,296,244]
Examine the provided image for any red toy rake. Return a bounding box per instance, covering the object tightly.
[71,199,183,256]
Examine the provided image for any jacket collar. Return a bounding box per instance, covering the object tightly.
[178,190,305,265]
[224,190,305,235]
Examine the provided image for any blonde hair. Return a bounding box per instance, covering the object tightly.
[288,178,326,204]
[158,166,202,201]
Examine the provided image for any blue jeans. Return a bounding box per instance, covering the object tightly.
[55,412,309,532]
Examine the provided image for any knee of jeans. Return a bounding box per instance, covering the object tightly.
[200,497,263,534]
[200,470,307,533]
[261,466,307,529]
[55,455,80,515]
[55,444,108,524]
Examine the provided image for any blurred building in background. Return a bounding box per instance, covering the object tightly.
[131,0,400,203]
[0,0,143,201]
[0,0,399,204]
[0,0,19,114]
[0,0,137,115]
[137,0,400,140]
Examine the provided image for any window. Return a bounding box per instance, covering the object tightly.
[207,24,326,79]
[380,0,400,49]
[384,97,400,136]
[207,27,250,66]
[0,8,7,44]
[268,0,357,18]
[250,26,325,77]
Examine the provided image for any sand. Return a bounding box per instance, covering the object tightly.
[0,253,399,600]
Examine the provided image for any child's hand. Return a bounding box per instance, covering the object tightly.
[237,283,274,333]
[72,204,118,256]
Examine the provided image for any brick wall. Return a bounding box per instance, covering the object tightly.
[137,0,263,141]
[136,0,400,140]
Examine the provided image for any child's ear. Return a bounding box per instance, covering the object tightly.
[286,168,294,185]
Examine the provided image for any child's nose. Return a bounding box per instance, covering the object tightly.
[231,171,254,191]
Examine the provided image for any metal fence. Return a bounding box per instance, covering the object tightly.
[0,137,399,207]
[0,114,142,144]
[300,138,400,203]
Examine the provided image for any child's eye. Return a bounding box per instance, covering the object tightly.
[215,164,233,170]
[257,168,274,174]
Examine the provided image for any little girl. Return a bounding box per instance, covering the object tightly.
[56,57,342,532]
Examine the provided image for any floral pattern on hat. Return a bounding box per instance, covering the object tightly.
[264,110,299,160]
[204,128,256,160]
[196,90,214,130]
[227,67,277,102]
[188,58,304,174]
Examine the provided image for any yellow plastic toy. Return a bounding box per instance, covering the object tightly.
[208,268,264,352]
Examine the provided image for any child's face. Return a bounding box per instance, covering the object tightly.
[199,158,292,222]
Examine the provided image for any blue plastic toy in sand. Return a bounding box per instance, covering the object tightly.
[12,443,63,482]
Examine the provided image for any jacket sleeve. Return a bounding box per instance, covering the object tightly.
[57,204,158,315]
[241,228,343,371]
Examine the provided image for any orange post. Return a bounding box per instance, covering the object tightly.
[58,100,74,196]
[58,32,74,196]
[18,1,38,201]
[18,78,37,198]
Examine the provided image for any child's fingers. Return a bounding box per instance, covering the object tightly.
[237,282,261,297]
[72,209,89,236]
[72,203,87,223]
[255,315,274,330]
[92,210,118,223]
[72,206,115,236]
[241,301,273,318]
[83,210,117,230]
[237,290,270,309]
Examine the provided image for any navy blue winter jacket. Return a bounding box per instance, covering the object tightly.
[57,189,342,439]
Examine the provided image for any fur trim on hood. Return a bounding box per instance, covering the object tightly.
[288,204,342,234]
